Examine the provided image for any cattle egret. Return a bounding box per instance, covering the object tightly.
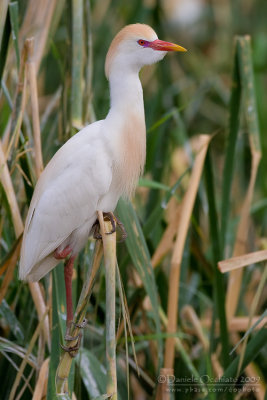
[19,23,186,340]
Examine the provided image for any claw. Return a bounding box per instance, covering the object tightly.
[64,333,80,341]
[73,318,88,329]
[92,212,127,242]
[61,333,82,357]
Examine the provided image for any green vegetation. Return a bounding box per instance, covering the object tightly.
[0,1,266,399]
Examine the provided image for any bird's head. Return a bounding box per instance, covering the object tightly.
[105,23,187,79]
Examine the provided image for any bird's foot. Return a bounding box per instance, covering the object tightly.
[61,333,82,357]
[92,212,127,242]
[61,319,87,357]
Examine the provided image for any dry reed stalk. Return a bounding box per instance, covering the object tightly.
[0,140,24,236]
[0,237,22,303]
[9,309,49,400]
[164,135,211,369]
[98,211,117,400]
[225,150,261,321]
[0,139,50,348]
[151,204,181,268]
[219,249,267,273]
[25,37,44,177]
[202,316,267,332]
[181,305,223,377]
[92,0,112,23]
[155,368,173,400]
[3,41,28,154]
[29,281,51,350]
[32,358,49,400]
[15,0,58,73]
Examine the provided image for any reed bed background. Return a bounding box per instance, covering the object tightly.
[0,0,266,399]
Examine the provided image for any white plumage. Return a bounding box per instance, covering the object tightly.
[19,24,186,293]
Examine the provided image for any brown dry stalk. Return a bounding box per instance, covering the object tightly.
[14,0,58,73]
[0,237,22,303]
[151,204,181,268]
[219,249,267,273]
[25,37,44,177]
[32,358,49,400]
[0,140,24,236]
[182,305,209,349]
[226,150,261,321]
[202,316,267,332]
[155,367,173,400]
[164,135,211,369]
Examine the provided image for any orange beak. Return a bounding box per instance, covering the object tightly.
[150,39,187,52]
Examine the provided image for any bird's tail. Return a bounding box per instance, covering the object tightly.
[19,255,59,281]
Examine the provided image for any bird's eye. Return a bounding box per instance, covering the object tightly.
[138,39,145,46]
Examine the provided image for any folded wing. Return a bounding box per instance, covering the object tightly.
[20,124,112,280]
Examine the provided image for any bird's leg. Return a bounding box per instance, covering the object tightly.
[64,255,75,331]
[60,256,88,357]
[54,245,72,260]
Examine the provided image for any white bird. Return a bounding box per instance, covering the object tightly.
[19,23,186,330]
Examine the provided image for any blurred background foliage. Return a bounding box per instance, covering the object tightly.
[0,0,266,399]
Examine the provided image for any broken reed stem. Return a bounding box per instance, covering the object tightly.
[55,240,103,395]
[25,37,44,178]
[98,211,117,400]
[164,135,211,369]
[219,249,267,273]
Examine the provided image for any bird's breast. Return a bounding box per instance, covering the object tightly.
[111,111,146,199]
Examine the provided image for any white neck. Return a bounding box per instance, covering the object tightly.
[108,70,144,117]
[105,69,146,199]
